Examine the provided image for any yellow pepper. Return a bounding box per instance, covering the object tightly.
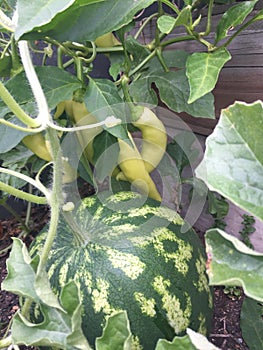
[71,101,103,163]
[117,132,161,201]
[53,99,75,121]
[22,133,52,162]
[133,107,167,173]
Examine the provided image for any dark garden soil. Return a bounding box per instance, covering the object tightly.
[0,202,249,350]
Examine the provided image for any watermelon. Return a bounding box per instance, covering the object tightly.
[30,191,213,349]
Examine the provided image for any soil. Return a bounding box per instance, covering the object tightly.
[0,203,249,350]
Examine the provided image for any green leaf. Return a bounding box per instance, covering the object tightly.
[155,330,220,350]
[92,131,119,182]
[147,50,189,72]
[108,53,125,81]
[3,238,91,349]
[2,238,39,301]
[84,78,128,139]
[195,101,263,222]
[252,9,263,22]
[0,144,33,167]
[12,286,92,349]
[167,131,200,176]
[19,0,156,42]
[0,116,31,153]
[151,70,215,118]
[207,193,229,219]
[15,0,76,39]
[125,35,150,69]
[0,53,12,77]
[35,269,64,311]
[157,15,177,34]
[186,48,231,103]
[240,297,263,350]
[0,67,81,152]
[36,66,82,109]
[129,78,158,106]
[129,51,190,105]
[110,177,132,194]
[130,69,215,117]
[157,7,191,34]
[215,0,258,43]
[0,165,28,193]
[156,334,197,349]
[0,146,33,191]
[78,153,94,185]
[205,229,263,302]
[0,66,81,113]
[96,311,132,350]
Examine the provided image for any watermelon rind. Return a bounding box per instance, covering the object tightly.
[30,191,213,349]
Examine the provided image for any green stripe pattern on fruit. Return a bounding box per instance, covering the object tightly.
[30,191,213,349]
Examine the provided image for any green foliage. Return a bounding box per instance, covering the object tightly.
[186,48,231,103]
[196,101,263,222]
[83,78,128,139]
[240,297,263,350]
[15,0,156,41]
[156,335,197,350]
[2,238,92,349]
[207,193,229,230]
[95,311,132,350]
[239,214,255,249]
[215,0,259,43]
[205,229,263,302]
[223,286,242,300]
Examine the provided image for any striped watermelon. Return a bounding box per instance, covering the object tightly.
[30,191,213,349]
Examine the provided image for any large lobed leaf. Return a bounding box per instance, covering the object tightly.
[196,100,263,222]
[2,238,91,349]
[95,311,132,350]
[205,229,263,302]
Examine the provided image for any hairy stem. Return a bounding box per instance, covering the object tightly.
[36,127,63,274]
[0,167,49,197]
[0,117,44,132]
[0,181,47,204]
[18,41,50,127]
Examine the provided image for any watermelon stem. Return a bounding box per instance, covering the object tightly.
[63,211,87,246]
[36,128,64,274]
